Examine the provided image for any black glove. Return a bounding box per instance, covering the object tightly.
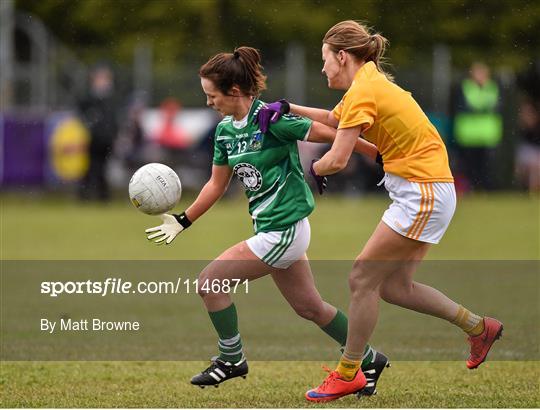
[310,159,328,195]
[376,152,384,166]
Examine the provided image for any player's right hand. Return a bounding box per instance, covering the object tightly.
[145,214,185,245]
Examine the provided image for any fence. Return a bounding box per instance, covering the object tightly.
[0,7,526,191]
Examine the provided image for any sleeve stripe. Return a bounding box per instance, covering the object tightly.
[303,125,312,141]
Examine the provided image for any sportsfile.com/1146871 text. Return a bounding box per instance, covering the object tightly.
[40,278,249,297]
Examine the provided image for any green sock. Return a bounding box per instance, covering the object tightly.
[208,303,243,363]
[361,345,375,368]
[321,309,348,345]
[320,310,375,368]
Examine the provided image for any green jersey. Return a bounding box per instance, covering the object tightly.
[213,99,314,233]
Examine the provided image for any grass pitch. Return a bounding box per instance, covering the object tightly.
[1,192,539,407]
[2,361,538,408]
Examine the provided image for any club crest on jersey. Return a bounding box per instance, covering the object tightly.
[249,132,263,151]
[233,163,263,191]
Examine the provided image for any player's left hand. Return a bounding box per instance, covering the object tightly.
[254,99,290,133]
[309,159,328,195]
[376,152,384,166]
[145,213,191,245]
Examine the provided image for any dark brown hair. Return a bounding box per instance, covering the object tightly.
[323,20,393,81]
[199,46,267,96]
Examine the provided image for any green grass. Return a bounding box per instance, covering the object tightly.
[1,192,538,259]
[1,192,539,407]
[1,361,538,408]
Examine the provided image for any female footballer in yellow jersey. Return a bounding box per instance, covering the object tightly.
[257,20,503,402]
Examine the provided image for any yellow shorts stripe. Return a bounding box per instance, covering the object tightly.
[406,183,427,238]
[413,183,435,240]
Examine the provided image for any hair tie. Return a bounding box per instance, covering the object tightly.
[233,51,240,59]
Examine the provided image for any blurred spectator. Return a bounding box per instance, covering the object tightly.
[196,111,221,180]
[515,61,540,192]
[453,62,503,191]
[517,60,540,102]
[77,64,118,201]
[116,92,159,172]
[156,98,190,165]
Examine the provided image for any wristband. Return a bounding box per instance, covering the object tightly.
[279,99,290,114]
[173,212,192,229]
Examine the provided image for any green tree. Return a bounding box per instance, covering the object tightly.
[16,0,539,69]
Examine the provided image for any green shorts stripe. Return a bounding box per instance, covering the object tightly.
[261,226,290,264]
[262,225,293,265]
[267,224,296,265]
[266,224,296,266]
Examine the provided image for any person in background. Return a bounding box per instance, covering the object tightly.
[77,64,118,201]
[453,62,503,191]
[117,92,148,171]
[156,97,190,167]
[515,60,540,193]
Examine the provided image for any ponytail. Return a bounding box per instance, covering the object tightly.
[324,20,393,81]
[199,46,267,96]
[367,33,390,78]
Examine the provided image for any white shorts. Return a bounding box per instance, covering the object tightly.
[381,173,456,244]
[246,217,311,269]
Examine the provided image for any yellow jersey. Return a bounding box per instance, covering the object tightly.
[332,62,454,182]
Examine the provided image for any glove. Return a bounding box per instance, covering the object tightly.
[376,152,384,166]
[145,212,192,245]
[309,159,328,195]
[254,99,290,133]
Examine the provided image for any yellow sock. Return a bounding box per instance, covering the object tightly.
[452,305,485,336]
[468,319,485,336]
[336,356,361,381]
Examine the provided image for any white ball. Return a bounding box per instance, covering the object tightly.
[128,163,182,215]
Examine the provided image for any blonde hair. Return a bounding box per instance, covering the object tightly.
[323,20,393,81]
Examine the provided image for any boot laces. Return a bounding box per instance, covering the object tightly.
[319,365,341,390]
[202,362,218,375]
[202,357,225,375]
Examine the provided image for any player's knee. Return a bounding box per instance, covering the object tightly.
[197,284,209,298]
[292,303,324,322]
[196,271,214,298]
[349,260,375,294]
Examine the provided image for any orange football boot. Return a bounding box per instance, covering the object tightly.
[467,317,503,369]
[305,366,367,403]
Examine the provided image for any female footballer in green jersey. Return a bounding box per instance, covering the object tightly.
[144,46,389,392]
